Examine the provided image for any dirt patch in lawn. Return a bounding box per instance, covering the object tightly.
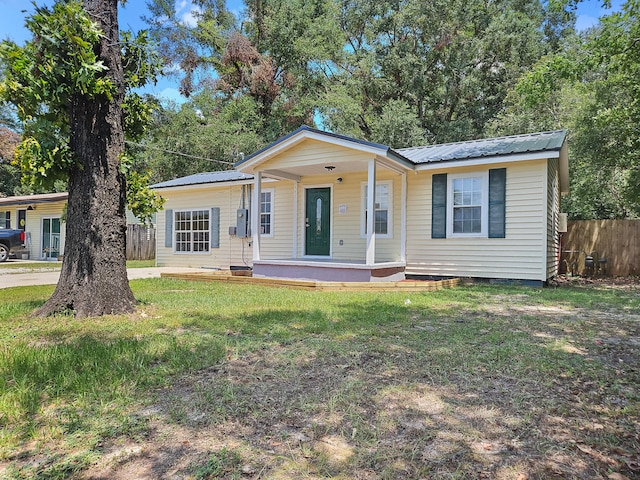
[80,289,640,480]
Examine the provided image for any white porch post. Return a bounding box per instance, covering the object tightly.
[252,172,261,261]
[366,159,376,265]
[400,172,407,263]
[292,180,299,258]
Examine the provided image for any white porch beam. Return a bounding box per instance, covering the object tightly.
[252,172,262,261]
[263,169,302,181]
[366,159,376,265]
[400,172,407,263]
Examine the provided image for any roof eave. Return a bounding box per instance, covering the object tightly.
[413,150,561,170]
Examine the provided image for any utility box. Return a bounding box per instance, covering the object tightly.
[236,208,249,238]
[228,226,237,236]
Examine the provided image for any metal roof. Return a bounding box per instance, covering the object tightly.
[0,192,68,206]
[150,170,254,189]
[150,129,568,189]
[398,130,567,164]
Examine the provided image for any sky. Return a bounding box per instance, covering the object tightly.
[0,0,626,105]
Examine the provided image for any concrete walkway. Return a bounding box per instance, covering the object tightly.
[0,266,203,289]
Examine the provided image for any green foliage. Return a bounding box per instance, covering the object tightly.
[121,154,165,225]
[491,0,640,219]
[0,1,163,217]
[318,0,572,145]
[138,90,264,182]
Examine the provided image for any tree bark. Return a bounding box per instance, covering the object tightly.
[36,0,136,317]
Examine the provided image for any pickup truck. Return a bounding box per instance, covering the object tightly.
[0,228,26,262]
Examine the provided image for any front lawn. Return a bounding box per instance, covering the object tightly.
[0,280,638,479]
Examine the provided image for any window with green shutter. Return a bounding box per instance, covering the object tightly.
[433,169,506,239]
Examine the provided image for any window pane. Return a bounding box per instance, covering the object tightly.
[364,183,390,235]
[375,210,388,234]
[260,191,272,235]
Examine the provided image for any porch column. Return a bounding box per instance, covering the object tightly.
[252,172,261,261]
[292,180,299,259]
[366,159,376,265]
[400,172,407,262]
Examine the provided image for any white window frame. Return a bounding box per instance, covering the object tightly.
[260,188,275,237]
[447,171,489,238]
[360,180,393,239]
[174,209,210,254]
[0,211,9,229]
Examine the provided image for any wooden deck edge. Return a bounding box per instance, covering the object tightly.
[160,272,460,291]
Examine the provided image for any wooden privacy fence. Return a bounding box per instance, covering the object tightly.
[126,224,156,260]
[561,220,639,276]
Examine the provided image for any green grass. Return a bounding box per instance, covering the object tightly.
[0,279,638,479]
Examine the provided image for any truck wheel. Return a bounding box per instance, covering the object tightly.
[0,244,8,262]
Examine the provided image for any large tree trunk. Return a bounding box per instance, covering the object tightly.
[36,0,136,317]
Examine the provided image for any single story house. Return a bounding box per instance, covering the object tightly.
[152,126,569,285]
[0,192,153,261]
[0,192,68,260]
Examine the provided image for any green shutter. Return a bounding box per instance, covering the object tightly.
[210,207,220,248]
[165,209,173,248]
[488,168,506,238]
[431,174,447,238]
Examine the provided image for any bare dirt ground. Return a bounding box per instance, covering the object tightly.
[76,278,639,480]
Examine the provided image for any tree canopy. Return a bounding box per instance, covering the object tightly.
[490,0,640,219]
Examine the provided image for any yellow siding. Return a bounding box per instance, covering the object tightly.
[259,181,294,259]
[156,184,253,268]
[280,171,402,262]
[405,160,549,281]
[259,139,373,171]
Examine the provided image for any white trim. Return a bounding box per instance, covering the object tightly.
[366,160,376,265]
[152,178,276,193]
[400,172,407,262]
[360,179,393,239]
[237,130,390,173]
[303,184,333,258]
[263,169,301,181]
[446,171,489,238]
[252,173,261,261]
[40,216,62,260]
[292,181,298,258]
[414,151,558,171]
[172,208,212,255]
[253,259,406,269]
[541,162,549,280]
[375,154,412,174]
[259,188,275,238]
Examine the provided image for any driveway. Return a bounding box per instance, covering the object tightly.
[0,266,204,289]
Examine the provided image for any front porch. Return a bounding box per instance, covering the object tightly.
[252,258,406,282]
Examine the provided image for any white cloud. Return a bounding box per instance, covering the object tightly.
[174,0,201,27]
[158,87,186,105]
[181,6,202,27]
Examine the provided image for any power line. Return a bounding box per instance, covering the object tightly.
[125,140,236,166]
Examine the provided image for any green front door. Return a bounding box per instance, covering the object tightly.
[305,188,331,256]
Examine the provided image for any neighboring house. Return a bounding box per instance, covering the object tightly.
[0,192,68,260]
[153,126,569,285]
[0,192,155,261]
